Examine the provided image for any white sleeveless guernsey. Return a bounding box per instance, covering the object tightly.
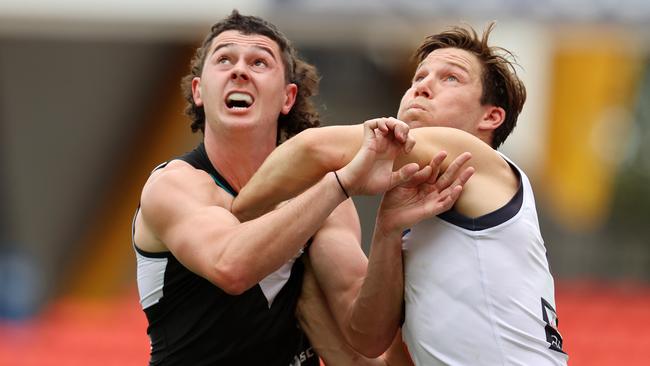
[402,154,568,366]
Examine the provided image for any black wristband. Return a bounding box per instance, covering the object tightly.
[333,171,349,198]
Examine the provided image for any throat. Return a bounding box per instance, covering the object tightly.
[203,120,276,172]
[203,131,275,191]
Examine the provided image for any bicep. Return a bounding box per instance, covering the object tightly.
[140,168,238,279]
[401,127,518,217]
[397,126,500,173]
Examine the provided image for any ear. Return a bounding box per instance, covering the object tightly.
[191,77,203,107]
[281,83,298,115]
[478,105,505,132]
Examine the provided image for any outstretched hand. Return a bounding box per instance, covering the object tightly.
[336,117,420,196]
[376,151,474,234]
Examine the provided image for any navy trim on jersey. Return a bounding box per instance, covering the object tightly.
[438,162,523,231]
[178,143,238,197]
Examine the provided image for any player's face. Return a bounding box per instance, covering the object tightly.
[397,47,490,134]
[191,30,297,134]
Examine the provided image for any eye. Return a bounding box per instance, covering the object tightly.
[253,58,268,68]
[444,75,459,82]
[413,74,425,83]
[216,56,231,64]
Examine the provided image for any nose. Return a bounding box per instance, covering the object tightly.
[414,81,432,99]
[230,61,249,81]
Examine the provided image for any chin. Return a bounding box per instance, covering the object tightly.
[405,120,426,129]
[400,112,429,129]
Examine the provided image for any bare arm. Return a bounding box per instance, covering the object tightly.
[297,222,413,366]
[297,254,387,366]
[381,330,414,366]
[233,121,516,221]
[138,160,351,294]
[305,151,473,357]
[405,127,517,218]
[137,119,419,295]
[307,200,403,357]
[233,124,363,221]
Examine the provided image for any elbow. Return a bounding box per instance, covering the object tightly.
[294,128,335,171]
[353,339,392,359]
[293,128,318,159]
[344,329,393,358]
[209,261,254,296]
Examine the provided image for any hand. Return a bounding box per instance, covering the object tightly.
[336,117,419,196]
[376,151,474,234]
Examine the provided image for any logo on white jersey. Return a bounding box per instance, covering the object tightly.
[542,298,565,354]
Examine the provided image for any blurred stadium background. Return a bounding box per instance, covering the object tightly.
[1,0,649,364]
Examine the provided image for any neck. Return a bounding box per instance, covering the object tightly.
[202,125,277,192]
[476,129,495,149]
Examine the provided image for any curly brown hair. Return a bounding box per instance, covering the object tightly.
[414,22,527,149]
[180,10,320,144]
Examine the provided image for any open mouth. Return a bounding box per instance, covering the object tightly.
[226,92,254,109]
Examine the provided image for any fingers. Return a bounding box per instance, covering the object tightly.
[397,164,433,189]
[458,166,475,186]
[448,184,464,204]
[429,183,465,215]
[404,134,416,154]
[363,117,411,144]
[362,119,381,142]
[434,152,472,189]
[436,165,474,208]
[389,163,421,189]
[426,151,448,184]
[443,164,474,196]
[386,117,409,144]
[363,118,388,134]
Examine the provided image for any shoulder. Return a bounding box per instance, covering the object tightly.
[141,159,232,217]
[137,159,238,249]
[410,127,519,217]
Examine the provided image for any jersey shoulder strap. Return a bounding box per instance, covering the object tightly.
[177,143,238,197]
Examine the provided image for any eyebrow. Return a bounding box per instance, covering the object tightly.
[416,59,471,75]
[210,43,277,61]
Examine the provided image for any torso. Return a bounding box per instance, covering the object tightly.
[133,143,318,366]
[401,154,568,366]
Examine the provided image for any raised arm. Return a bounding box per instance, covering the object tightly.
[296,253,414,366]
[233,118,414,221]
[137,160,353,295]
[232,124,363,221]
[305,150,473,358]
[233,119,511,221]
[137,119,419,295]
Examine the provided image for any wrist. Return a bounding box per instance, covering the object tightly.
[374,215,405,242]
[333,170,350,199]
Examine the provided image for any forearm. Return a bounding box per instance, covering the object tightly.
[298,257,387,366]
[233,125,449,222]
[380,330,414,366]
[346,228,404,357]
[218,172,349,293]
[233,125,363,221]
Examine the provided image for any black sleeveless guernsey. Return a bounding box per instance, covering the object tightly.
[133,143,318,365]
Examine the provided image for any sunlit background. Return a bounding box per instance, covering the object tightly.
[1,1,649,365]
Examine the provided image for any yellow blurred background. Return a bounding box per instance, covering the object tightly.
[1,1,649,365]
